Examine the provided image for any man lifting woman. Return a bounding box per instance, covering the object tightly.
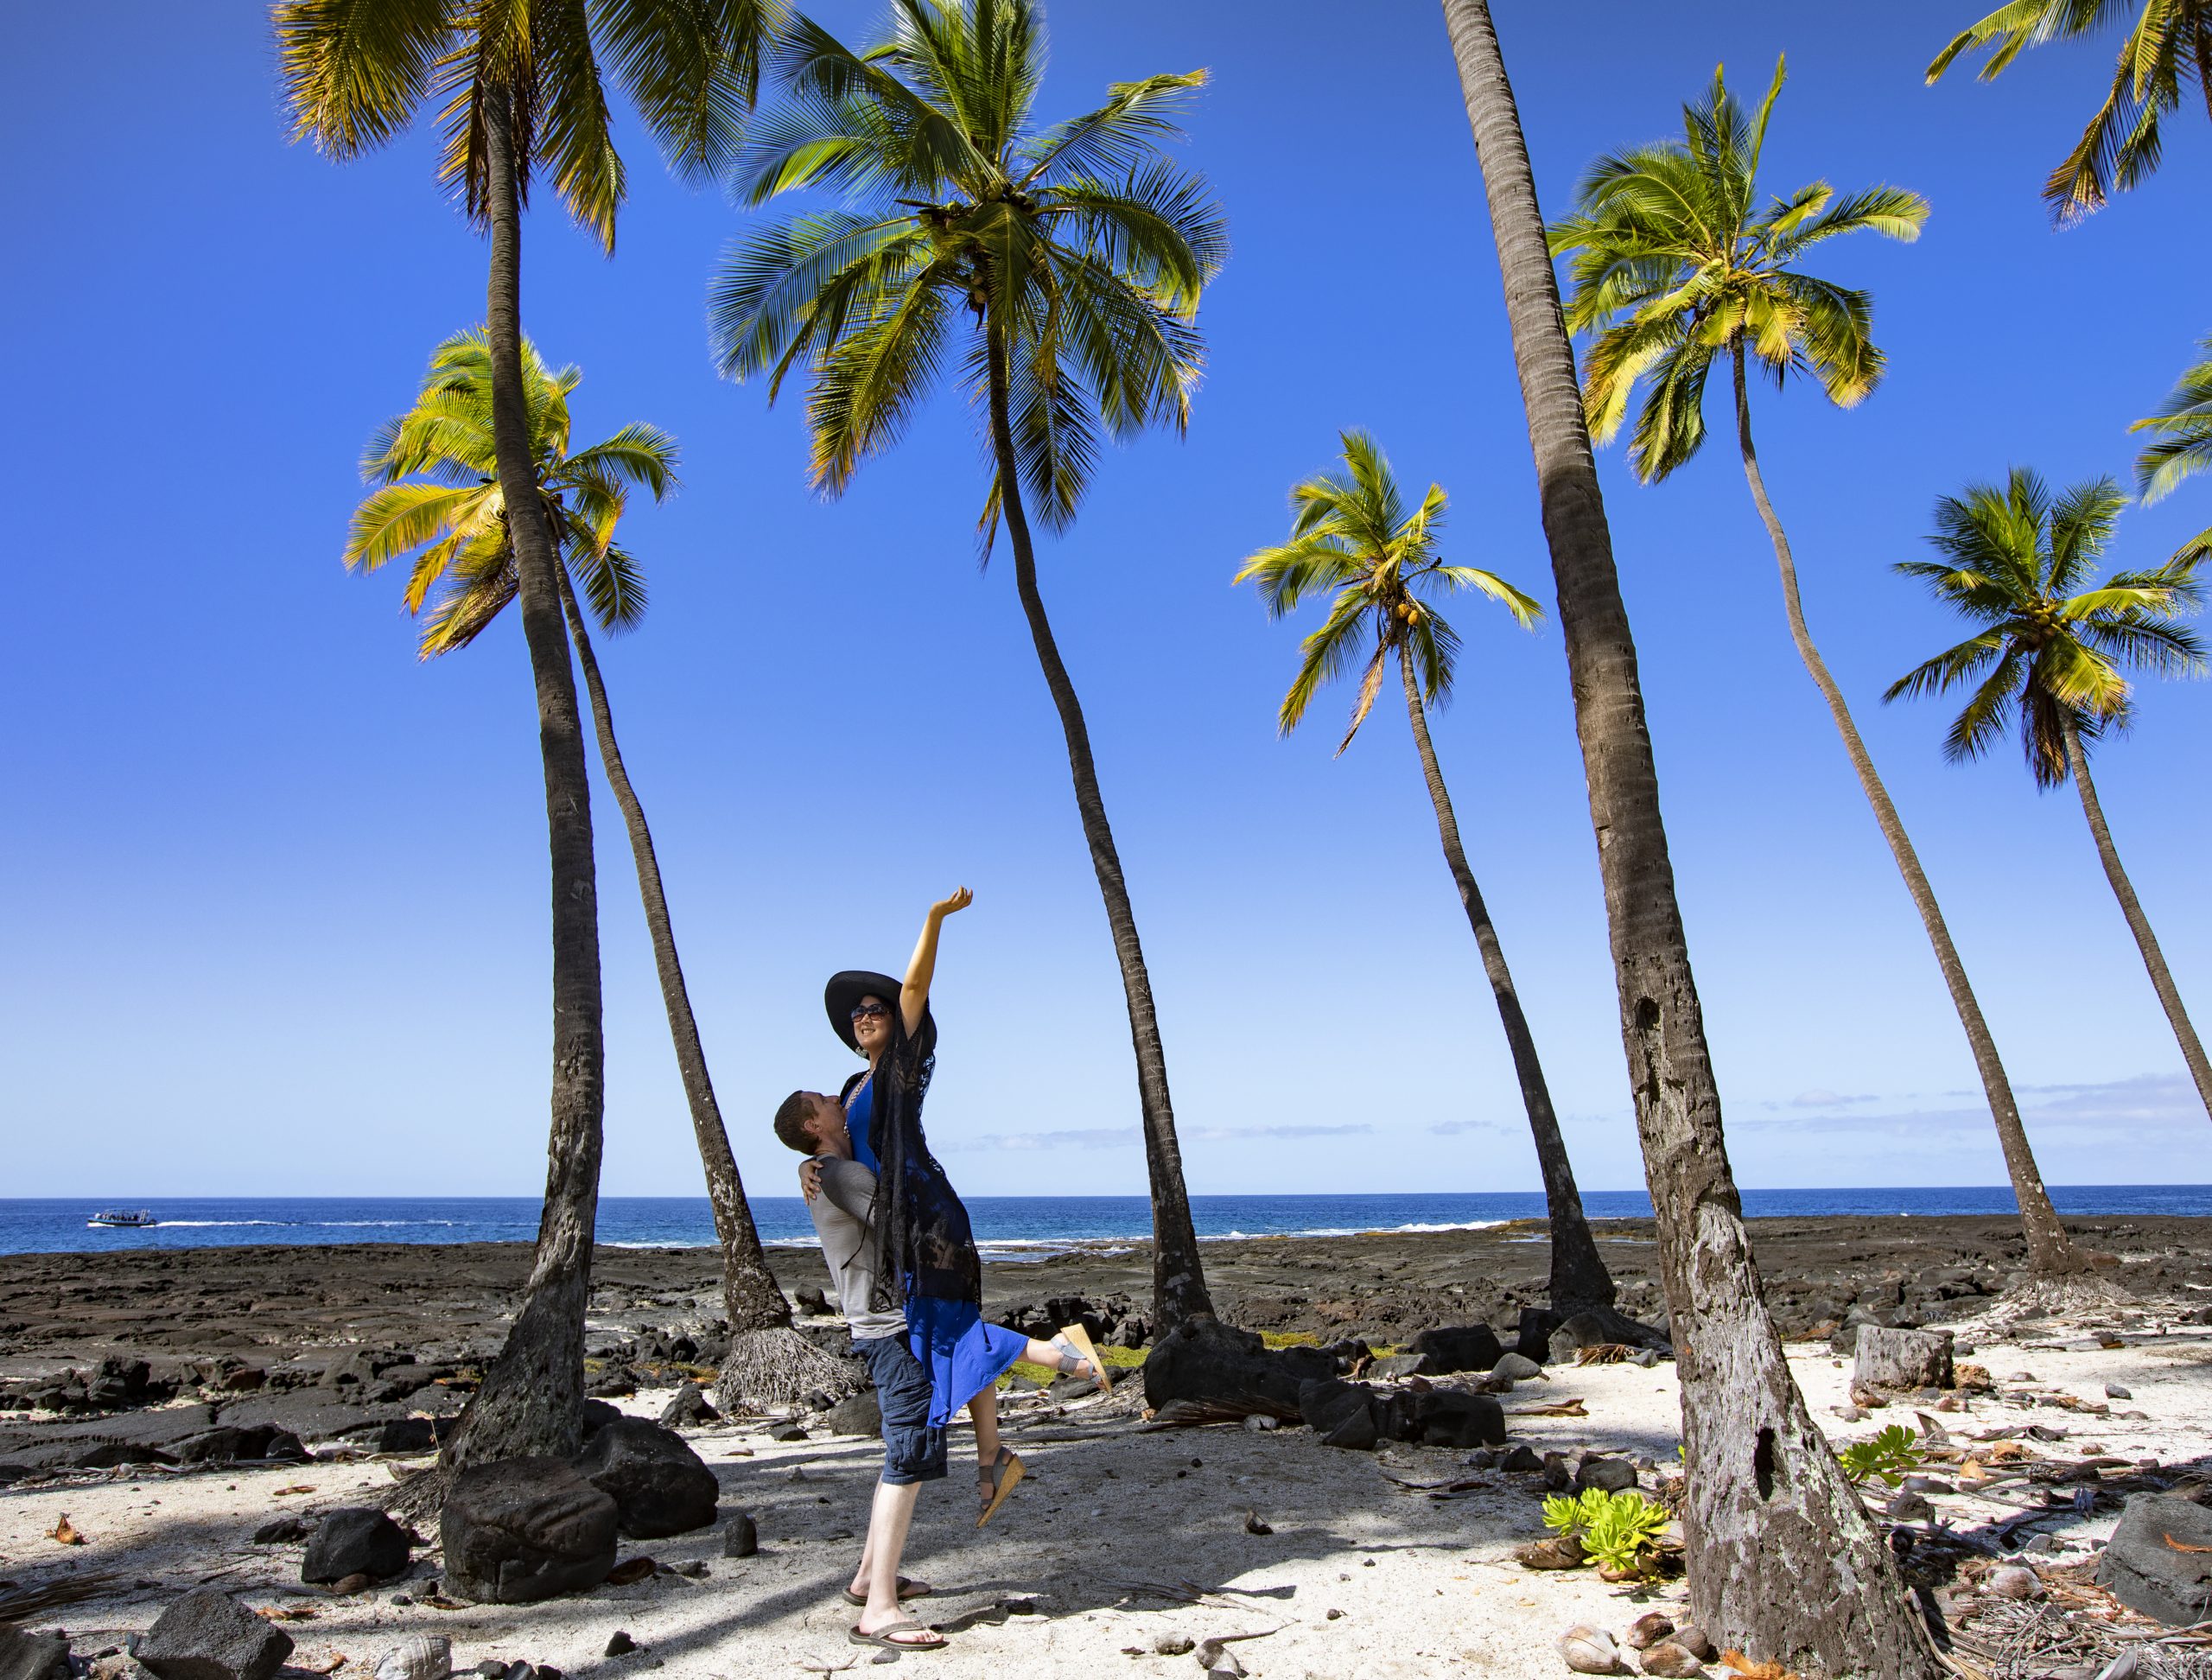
[772,888,1113,1651]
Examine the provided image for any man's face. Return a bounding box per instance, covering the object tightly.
[807,1093,852,1156]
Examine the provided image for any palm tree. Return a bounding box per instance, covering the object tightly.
[1235,430,1618,1310]
[346,329,855,1403]
[1548,60,2094,1283]
[709,0,1225,1331]
[1439,4,1946,1672]
[276,0,772,1465]
[1888,469,2211,1121]
[2133,333,2212,567]
[1926,0,2212,222]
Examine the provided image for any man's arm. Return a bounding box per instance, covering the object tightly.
[899,887,972,1037]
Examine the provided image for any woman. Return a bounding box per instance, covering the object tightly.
[826,887,1112,1526]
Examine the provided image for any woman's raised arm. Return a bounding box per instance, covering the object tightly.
[900,887,972,1036]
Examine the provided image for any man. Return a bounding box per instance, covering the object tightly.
[772,1089,948,1653]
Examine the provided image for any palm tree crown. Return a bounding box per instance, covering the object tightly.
[2133,333,2212,567]
[1235,430,1540,751]
[276,0,770,249]
[1885,468,2204,784]
[346,328,678,652]
[1926,0,2212,223]
[709,0,1225,530]
[1546,57,1927,482]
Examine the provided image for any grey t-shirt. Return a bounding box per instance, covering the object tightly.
[806,1156,905,1342]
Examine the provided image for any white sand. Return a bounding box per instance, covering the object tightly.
[5,1321,2208,1680]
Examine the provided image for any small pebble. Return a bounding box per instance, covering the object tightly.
[1885,1491,1932,1522]
[721,1512,758,1558]
[1325,1609,1343,1621]
[603,1632,638,1658]
[1153,1636,1194,1656]
[2106,1383,2132,1400]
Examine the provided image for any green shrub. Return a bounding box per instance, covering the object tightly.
[1837,1424,1923,1488]
[1541,1487,1669,1575]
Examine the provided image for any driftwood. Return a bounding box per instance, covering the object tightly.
[1856,1326,1955,1392]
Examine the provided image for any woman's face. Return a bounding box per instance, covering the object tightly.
[851,993,893,1057]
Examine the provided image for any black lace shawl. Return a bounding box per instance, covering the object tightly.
[840,1008,982,1311]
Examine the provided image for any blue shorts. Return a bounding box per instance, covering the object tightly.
[853,1332,946,1486]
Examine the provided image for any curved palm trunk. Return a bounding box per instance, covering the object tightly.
[1728,345,2082,1276]
[2059,714,2212,1121]
[550,570,853,1404]
[1395,648,1615,1308]
[447,86,607,1471]
[981,323,1212,1331]
[1441,6,1943,1673]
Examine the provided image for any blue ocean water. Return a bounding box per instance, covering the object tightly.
[2,1186,2206,1260]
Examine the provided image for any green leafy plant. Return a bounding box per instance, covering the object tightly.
[1541,1488,1670,1575]
[1838,1425,1924,1488]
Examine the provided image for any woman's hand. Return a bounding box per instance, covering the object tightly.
[799,1158,824,1203]
[903,888,971,1036]
[930,886,973,920]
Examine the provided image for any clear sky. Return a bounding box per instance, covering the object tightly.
[3,3,2207,1200]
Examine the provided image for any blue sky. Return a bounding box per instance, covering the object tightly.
[3,3,2207,1200]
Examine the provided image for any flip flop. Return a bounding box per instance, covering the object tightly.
[976,1444,1025,1528]
[841,1576,932,1607]
[847,1620,947,1651]
[1048,1324,1112,1392]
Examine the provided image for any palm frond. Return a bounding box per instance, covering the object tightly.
[1017,69,1207,188]
[2130,334,2212,502]
[588,0,770,185]
[274,0,452,158]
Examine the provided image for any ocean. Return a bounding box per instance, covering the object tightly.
[3,1186,2208,1260]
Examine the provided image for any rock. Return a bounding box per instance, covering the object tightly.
[2106,1383,2133,1401]
[1414,1388,1505,1448]
[1902,1475,1954,1495]
[1831,1403,1866,1423]
[1491,1352,1542,1383]
[1639,1643,1707,1677]
[658,1384,718,1428]
[1514,1306,1564,1361]
[1142,1319,1332,1415]
[1297,1378,1379,1451]
[1367,1353,1427,1381]
[1623,1613,1675,1651]
[302,1508,412,1584]
[251,1517,306,1545]
[602,1634,637,1658]
[1559,1625,1627,1675]
[136,1590,295,1680]
[1630,1348,1661,1369]
[2097,1493,2212,1625]
[1548,1308,1672,1363]
[441,1457,619,1604]
[793,1287,831,1316]
[1885,1490,1933,1522]
[1986,1566,2043,1600]
[368,1419,443,1455]
[1853,1327,1954,1392]
[1152,1636,1194,1657]
[585,1365,639,1399]
[823,1390,881,1438]
[369,1638,449,1680]
[569,1418,719,1539]
[721,1511,758,1558]
[1575,1456,1638,1494]
[1408,1325,1504,1374]
[765,1422,809,1442]
[1542,1452,1573,1490]
[0,1626,71,1680]
[1501,1444,1543,1473]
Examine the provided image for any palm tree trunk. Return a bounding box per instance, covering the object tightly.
[2059,713,2212,1120]
[1728,343,2084,1277]
[1440,6,1943,1672]
[550,569,854,1405]
[1395,647,1615,1308]
[981,321,1212,1331]
[445,84,607,1471]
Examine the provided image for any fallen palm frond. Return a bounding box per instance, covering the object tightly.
[1574,1343,1632,1365]
[0,1570,124,1622]
[1961,1588,2212,1677]
[1139,1397,1298,1431]
[1507,1397,1588,1417]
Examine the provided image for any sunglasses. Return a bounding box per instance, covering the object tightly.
[849,1002,891,1022]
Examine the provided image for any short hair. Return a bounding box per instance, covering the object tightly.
[773,1091,821,1154]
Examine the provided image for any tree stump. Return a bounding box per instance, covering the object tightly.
[1853,1327,1954,1391]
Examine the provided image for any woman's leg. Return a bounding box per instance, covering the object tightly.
[969,1386,1001,1468]
[1025,1333,1109,1387]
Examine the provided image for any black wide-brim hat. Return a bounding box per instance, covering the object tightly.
[825,970,923,1054]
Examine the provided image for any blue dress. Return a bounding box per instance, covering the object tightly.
[844,1072,1027,1428]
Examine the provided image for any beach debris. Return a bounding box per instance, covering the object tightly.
[1557,1625,1627,1674]
[0,1626,71,1680]
[303,1510,410,1585]
[1141,1397,1294,1431]
[2095,1492,2212,1624]
[1623,1613,1675,1651]
[604,1557,657,1587]
[1239,1414,1277,1433]
[1986,1565,2044,1600]
[137,1589,296,1680]
[1242,1509,1273,1536]
[252,1518,306,1546]
[1573,1344,1633,1366]
[440,1459,619,1605]
[1516,1534,1586,1570]
[369,1637,449,1680]
[795,1658,856,1675]
[47,1514,84,1546]
[571,1417,719,1539]
[1151,1637,1194,1657]
[721,1511,759,1557]
[1669,1628,1717,1663]
[272,1486,316,1499]
[255,1608,317,1624]
[326,1575,375,1598]
[601,1633,638,1659]
[1510,1398,1590,1418]
[1639,1645,1707,1678]
[1716,1654,1802,1680]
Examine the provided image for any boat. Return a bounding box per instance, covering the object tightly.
[87,1209,158,1228]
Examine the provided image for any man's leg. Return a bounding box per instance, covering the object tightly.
[857,1477,925,1634]
[849,1333,947,1645]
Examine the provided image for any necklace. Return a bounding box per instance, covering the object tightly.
[845,1070,874,1114]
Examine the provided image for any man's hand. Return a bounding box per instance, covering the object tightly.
[930,886,973,920]
[799,1157,824,1202]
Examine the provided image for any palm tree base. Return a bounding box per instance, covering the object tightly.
[713,1325,866,1410]
[1980,1269,2131,1328]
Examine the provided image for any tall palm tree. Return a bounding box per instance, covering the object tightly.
[1438,4,1946,1673]
[2133,332,2212,567]
[346,329,855,1403]
[709,0,1226,1330]
[1235,430,1618,1310]
[1927,0,2212,222]
[1548,61,2092,1283]
[1888,469,2211,1121]
[276,0,772,1465]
